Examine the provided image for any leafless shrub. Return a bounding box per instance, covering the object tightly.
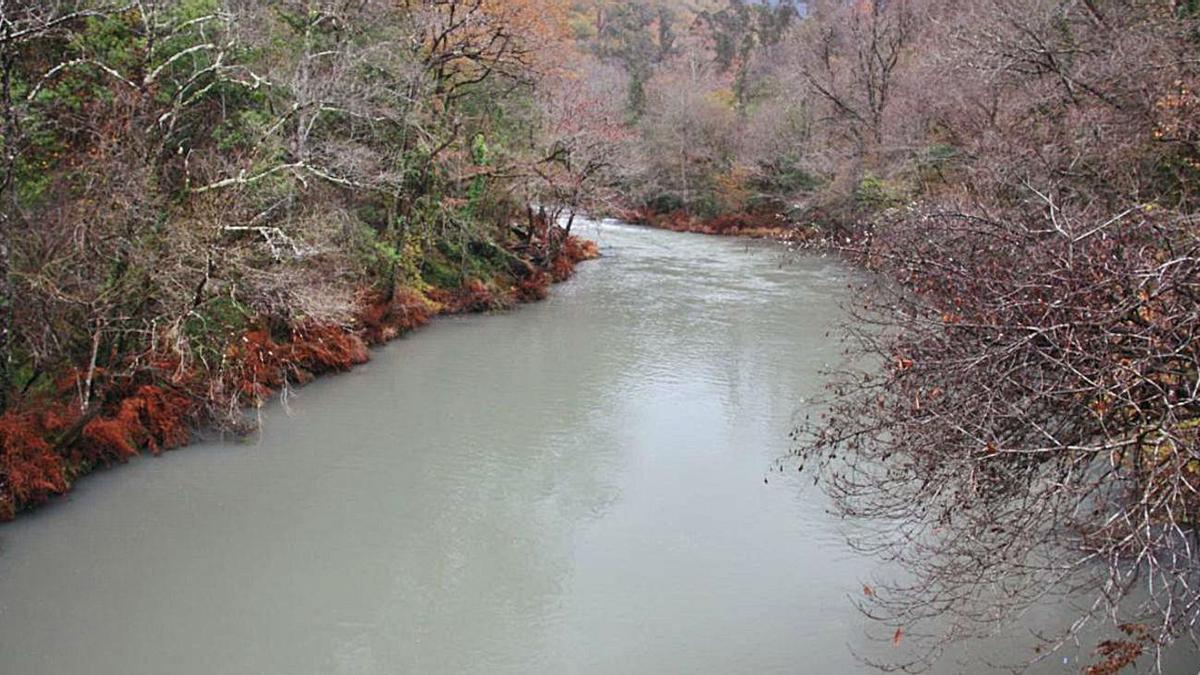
[796,2,1200,669]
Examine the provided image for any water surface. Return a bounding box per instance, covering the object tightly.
[0,221,1180,673]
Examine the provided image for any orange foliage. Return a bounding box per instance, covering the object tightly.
[284,324,370,375]
[714,165,754,215]
[624,207,793,239]
[477,0,573,73]
[222,321,377,402]
[80,383,196,463]
[2,361,199,517]
[429,278,505,314]
[517,270,552,302]
[456,278,500,313]
[133,385,193,453]
[0,412,69,520]
[357,289,433,344]
[562,235,600,262]
[549,235,600,281]
[550,255,575,282]
[224,329,286,401]
[706,212,784,235]
[82,417,140,463]
[357,298,394,344]
[392,289,435,331]
[411,0,572,107]
[1086,625,1153,675]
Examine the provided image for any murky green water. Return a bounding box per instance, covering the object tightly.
[0,221,1191,674]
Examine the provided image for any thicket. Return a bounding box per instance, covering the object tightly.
[0,1,608,520]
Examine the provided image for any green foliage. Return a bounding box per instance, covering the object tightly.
[647,193,686,213]
[689,192,720,219]
[1,0,588,419]
[471,134,491,165]
[71,13,144,74]
[7,361,49,399]
[184,294,253,364]
[755,157,822,195]
[700,0,799,106]
[1154,150,1200,205]
[626,76,647,119]
[354,225,425,288]
[595,1,677,114]
[920,143,958,166]
[855,174,907,209]
[421,254,463,289]
[212,107,274,152]
[913,143,961,191]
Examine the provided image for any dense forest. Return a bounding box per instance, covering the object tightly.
[3,0,1200,672]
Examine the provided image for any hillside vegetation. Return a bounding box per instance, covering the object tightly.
[0,1,604,520]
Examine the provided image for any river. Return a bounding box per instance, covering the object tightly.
[0,221,1189,673]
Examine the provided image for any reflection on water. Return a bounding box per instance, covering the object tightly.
[0,221,1181,673]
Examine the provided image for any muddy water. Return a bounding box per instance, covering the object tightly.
[0,221,1184,674]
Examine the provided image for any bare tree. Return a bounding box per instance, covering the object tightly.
[797,1,1200,671]
[529,57,625,240]
[792,0,915,162]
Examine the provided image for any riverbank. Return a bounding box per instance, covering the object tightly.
[0,219,881,675]
[620,206,820,243]
[0,232,598,522]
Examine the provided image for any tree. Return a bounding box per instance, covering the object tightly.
[528,56,627,243]
[593,0,678,116]
[796,1,1200,671]
[698,0,798,108]
[790,0,915,162]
